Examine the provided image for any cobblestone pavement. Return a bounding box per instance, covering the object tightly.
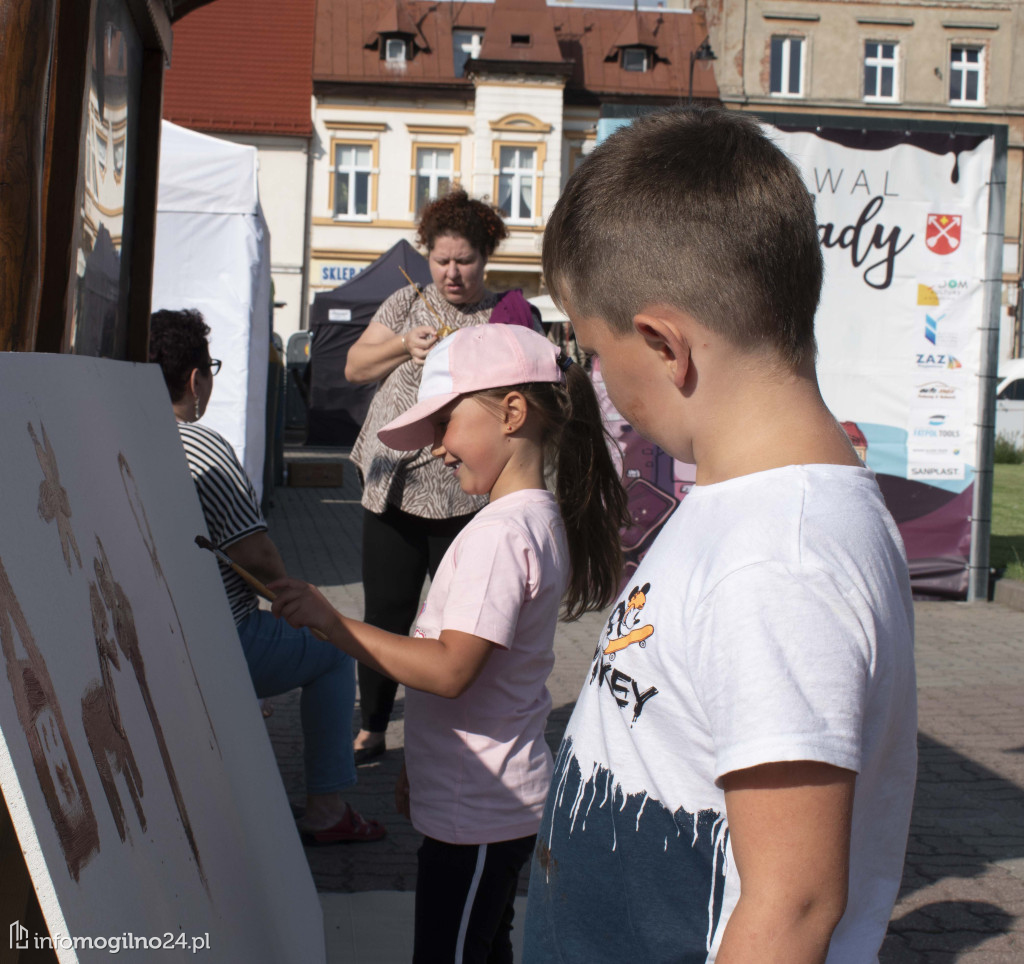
[263,455,1024,962]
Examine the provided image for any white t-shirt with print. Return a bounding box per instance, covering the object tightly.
[523,464,917,964]
[406,488,568,845]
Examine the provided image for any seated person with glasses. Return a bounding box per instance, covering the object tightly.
[149,308,384,845]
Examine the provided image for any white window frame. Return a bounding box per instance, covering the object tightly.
[497,145,538,223]
[949,45,984,106]
[414,147,455,215]
[385,38,407,63]
[769,35,805,98]
[453,29,484,77]
[863,40,899,102]
[331,142,374,220]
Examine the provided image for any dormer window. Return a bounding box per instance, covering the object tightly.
[622,46,649,72]
[385,37,408,63]
[453,29,484,77]
[511,34,531,47]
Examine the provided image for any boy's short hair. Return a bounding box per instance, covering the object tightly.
[543,107,823,367]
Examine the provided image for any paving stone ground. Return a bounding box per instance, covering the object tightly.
[263,449,1024,961]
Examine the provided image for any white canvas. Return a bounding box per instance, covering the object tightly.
[0,353,323,963]
[153,121,271,502]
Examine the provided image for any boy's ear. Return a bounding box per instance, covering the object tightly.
[632,311,691,389]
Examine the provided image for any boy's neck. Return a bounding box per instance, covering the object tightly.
[690,358,861,487]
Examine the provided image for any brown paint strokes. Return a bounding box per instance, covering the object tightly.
[118,454,220,757]
[92,537,208,891]
[0,557,100,881]
[82,581,146,843]
[27,422,81,573]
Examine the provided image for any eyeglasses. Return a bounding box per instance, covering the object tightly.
[204,359,223,376]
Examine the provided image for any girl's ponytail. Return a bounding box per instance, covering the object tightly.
[553,357,629,620]
[476,355,629,619]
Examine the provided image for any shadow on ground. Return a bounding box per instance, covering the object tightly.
[880,732,1024,961]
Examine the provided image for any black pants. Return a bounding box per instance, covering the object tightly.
[413,834,536,964]
[359,505,475,732]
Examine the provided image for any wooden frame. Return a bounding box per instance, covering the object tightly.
[2,0,178,359]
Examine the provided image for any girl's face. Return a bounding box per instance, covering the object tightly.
[428,234,487,306]
[429,395,510,496]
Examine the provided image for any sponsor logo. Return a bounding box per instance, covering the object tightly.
[916,353,961,369]
[929,414,946,426]
[915,381,959,401]
[909,464,964,479]
[925,313,941,345]
[913,426,961,439]
[917,279,970,305]
[925,214,962,255]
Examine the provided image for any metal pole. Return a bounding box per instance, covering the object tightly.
[968,127,1008,601]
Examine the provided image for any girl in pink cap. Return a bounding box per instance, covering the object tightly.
[272,324,626,963]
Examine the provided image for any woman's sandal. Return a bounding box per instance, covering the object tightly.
[299,803,386,846]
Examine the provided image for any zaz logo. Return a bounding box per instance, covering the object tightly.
[916,353,962,369]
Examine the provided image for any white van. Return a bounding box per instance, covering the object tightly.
[995,358,1024,442]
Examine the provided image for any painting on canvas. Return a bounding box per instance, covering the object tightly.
[0,353,323,962]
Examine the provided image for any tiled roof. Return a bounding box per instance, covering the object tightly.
[313,0,718,102]
[476,0,565,67]
[163,0,315,136]
[554,7,717,101]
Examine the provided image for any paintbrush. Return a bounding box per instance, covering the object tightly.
[194,535,329,641]
[398,265,455,339]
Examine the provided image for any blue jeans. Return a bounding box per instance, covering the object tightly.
[236,609,356,795]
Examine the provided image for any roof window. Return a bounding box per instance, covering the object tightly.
[511,34,531,47]
[622,47,649,72]
[385,37,408,62]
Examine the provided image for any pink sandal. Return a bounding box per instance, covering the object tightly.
[300,804,386,846]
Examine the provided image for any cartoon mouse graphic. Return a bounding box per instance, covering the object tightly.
[604,582,654,656]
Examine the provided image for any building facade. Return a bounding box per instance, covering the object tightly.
[309,0,717,306]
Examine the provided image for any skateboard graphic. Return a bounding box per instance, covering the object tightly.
[604,623,654,656]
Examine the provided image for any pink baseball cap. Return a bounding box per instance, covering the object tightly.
[377,325,564,451]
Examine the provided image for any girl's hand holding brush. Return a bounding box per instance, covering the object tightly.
[269,579,341,643]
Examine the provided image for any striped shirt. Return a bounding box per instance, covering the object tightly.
[178,421,265,623]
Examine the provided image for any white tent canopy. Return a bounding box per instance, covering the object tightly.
[152,121,271,501]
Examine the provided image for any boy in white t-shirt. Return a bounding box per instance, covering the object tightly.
[522,108,917,964]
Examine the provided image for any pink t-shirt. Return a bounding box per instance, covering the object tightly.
[405,489,568,845]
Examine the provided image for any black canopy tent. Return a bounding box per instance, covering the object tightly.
[306,239,432,444]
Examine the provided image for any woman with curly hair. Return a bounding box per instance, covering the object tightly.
[346,189,518,764]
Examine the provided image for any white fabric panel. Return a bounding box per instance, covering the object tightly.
[153,122,270,502]
[156,121,261,215]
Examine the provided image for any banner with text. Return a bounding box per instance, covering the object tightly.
[596,119,995,597]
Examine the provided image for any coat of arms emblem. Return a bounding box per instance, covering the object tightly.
[926,214,962,255]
